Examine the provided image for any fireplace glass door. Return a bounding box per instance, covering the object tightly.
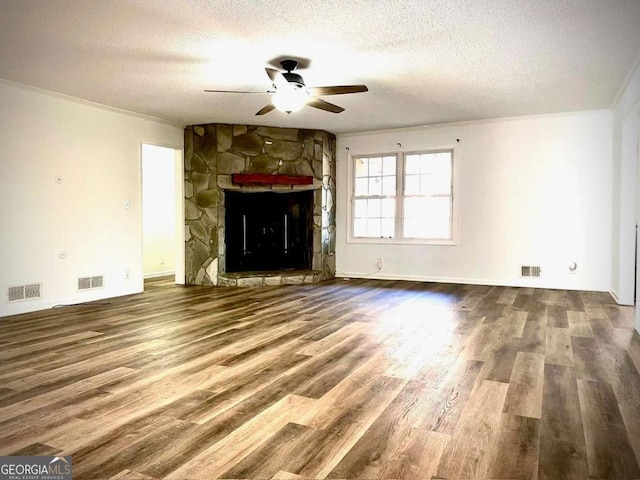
[225,191,313,272]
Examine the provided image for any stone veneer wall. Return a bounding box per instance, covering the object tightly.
[183,124,336,286]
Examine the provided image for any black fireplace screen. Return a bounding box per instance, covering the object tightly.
[225,191,313,273]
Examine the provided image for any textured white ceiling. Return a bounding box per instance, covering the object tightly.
[1,0,639,133]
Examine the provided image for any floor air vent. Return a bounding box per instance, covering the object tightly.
[78,276,104,290]
[521,266,542,277]
[8,283,42,302]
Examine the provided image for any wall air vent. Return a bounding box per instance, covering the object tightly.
[8,283,42,302]
[521,266,542,277]
[78,276,104,291]
[8,286,25,302]
[24,283,41,299]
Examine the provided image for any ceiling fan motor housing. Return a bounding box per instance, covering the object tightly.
[282,72,305,87]
[280,60,305,87]
[280,59,299,71]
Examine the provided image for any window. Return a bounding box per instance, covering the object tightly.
[352,155,397,238]
[403,151,453,239]
[350,150,455,244]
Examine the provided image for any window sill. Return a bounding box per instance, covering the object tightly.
[347,237,458,246]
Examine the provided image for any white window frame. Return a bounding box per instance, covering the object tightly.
[348,147,458,245]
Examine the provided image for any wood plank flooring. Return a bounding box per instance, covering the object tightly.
[0,277,639,479]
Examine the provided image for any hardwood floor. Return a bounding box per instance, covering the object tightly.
[0,277,639,479]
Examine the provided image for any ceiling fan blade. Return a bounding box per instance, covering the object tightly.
[255,104,276,116]
[265,68,289,90]
[265,68,280,81]
[204,89,266,94]
[307,97,345,114]
[308,85,368,96]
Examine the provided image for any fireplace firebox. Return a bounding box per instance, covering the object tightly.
[225,191,313,273]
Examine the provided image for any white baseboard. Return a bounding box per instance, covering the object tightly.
[0,287,143,319]
[610,289,620,304]
[335,271,608,292]
[609,289,635,306]
[144,270,175,279]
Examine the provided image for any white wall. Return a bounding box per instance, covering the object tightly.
[0,81,183,317]
[336,111,613,292]
[142,144,177,277]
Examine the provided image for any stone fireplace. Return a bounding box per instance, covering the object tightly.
[183,124,336,286]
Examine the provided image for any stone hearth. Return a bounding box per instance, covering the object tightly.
[217,270,323,287]
[184,124,336,286]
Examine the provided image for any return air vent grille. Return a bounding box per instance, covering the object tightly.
[8,286,25,302]
[8,283,42,302]
[521,266,542,277]
[24,284,41,299]
[78,276,104,291]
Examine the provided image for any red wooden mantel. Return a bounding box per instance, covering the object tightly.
[232,173,314,186]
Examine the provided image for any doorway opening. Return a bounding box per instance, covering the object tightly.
[141,144,184,286]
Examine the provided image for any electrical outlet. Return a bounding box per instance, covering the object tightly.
[376,258,383,269]
[160,258,165,266]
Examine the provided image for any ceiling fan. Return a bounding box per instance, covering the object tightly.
[205,59,368,115]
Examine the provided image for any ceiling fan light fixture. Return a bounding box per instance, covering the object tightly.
[272,86,310,114]
[206,58,368,115]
